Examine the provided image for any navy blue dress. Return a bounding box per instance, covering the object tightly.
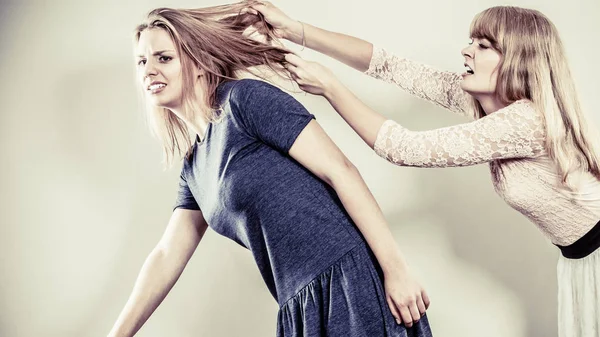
[174,79,433,337]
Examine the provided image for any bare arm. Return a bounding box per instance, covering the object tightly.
[249,1,373,71]
[250,2,471,115]
[108,209,208,337]
[288,120,429,328]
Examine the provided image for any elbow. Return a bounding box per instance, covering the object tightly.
[324,158,360,189]
[152,243,169,262]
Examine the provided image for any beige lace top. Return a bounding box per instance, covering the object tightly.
[365,46,600,246]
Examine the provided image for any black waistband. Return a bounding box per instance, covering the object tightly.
[556,220,600,259]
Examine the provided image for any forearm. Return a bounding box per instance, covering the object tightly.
[108,246,192,337]
[285,21,373,72]
[324,79,387,148]
[330,165,409,275]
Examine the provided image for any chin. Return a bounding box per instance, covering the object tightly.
[147,97,172,109]
[459,83,487,97]
[459,83,474,94]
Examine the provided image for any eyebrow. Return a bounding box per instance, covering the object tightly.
[136,50,175,58]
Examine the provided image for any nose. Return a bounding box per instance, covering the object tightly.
[461,44,474,59]
[143,59,158,80]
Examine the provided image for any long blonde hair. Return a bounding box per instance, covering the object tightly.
[134,1,290,167]
[469,6,600,185]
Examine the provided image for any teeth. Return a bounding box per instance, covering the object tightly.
[149,83,166,90]
[464,65,474,74]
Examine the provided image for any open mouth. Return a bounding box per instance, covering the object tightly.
[148,83,166,91]
[147,82,167,94]
[464,64,474,75]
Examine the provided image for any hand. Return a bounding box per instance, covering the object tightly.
[243,1,301,41]
[384,267,430,328]
[284,54,338,96]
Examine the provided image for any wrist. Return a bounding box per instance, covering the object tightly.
[323,78,344,101]
[379,249,410,276]
[283,20,304,44]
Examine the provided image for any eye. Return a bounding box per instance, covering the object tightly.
[159,55,172,62]
[137,59,146,66]
[478,43,489,49]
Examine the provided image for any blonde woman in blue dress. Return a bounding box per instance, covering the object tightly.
[246,2,600,336]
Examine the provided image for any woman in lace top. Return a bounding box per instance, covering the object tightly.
[248,2,600,337]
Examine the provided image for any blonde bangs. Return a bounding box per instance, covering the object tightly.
[469,8,506,51]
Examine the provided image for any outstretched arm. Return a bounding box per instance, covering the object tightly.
[247,1,373,71]
[284,55,546,167]
[248,1,471,115]
[108,209,208,337]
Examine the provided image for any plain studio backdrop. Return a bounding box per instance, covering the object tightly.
[1,0,598,336]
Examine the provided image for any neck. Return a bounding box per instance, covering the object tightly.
[173,108,211,139]
[169,79,212,140]
[475,94,507,115]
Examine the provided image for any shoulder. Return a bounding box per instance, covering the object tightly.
[493,99,542,120]
[491,99,546,136]
[503,99,536,113]
[230,78,281,95]
[229,79,288,104]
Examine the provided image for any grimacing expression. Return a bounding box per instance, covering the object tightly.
[460,37,502,97]
[136,28,185,109]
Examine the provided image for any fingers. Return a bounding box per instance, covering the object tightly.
[422,290,431,309]
[386,296,402,325]
[284,54,307,82]
[416,296,427,316]
[284,63,298,73]
[398,305,414,328]
[284,63,300,81]
[393,294,428,328]
[240,7,258,15]
[408,302,421,326]
[257,1,271,7]
[249,1,269,11]
[285,64,306,90]
[284,53,306,67]
[243,0,269,14]
[287,68,310,92]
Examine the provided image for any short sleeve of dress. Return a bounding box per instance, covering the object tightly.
[228,79,316,154]
[173,168,200,211]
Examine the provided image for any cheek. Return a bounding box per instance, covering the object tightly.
[168,78,183,94]
[137,69,146,86]
[165,68,182,88]
[480,52,502,76]
[166,62,183,81]
[489,69,499,85]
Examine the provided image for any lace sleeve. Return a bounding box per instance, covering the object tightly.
[365,45,473,118]
[373,100,546,167]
